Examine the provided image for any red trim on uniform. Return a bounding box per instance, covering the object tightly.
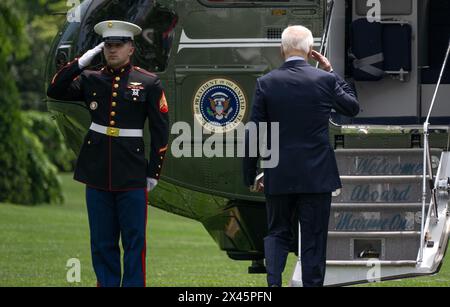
[159,91,169,113]
[104,62,133,76]
[51,73,59,85]
[51,58,79,85]
[159,145,168,153]
[162,17,178,39]
[133,66,156,78]
[118,62,132,76]
[142,189,148,287]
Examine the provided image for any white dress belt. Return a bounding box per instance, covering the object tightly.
[89,122,143,137]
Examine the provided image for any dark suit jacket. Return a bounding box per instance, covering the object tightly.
[243,59,359,195]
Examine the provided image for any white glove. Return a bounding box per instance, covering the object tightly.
[146,178,158,192]
[78,42,105,69]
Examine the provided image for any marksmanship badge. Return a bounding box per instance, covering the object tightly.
[90,101,98,110]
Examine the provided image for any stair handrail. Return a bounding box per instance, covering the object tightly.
[317,0,335,69]
[322,0,345,128]
[419,39,450,263]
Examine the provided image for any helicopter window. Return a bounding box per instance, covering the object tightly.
[79,0,178,72]
[355,0,412,16]
[134,8,178,72]
[54,0,94,71]
[422,0,450,84]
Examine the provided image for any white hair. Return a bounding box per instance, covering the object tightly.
[281,25,314,54]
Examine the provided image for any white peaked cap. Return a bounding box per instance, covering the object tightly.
[94,20,142,41]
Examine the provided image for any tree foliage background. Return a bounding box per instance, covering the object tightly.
[0,0,74,205]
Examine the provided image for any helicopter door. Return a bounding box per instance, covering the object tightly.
[345,0,418,124]
[421,0,450,122]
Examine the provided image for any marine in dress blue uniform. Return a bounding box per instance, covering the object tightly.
[243,26,359,287]
[47,20,169,287]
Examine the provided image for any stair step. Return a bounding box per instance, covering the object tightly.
[334,176,429,203]
[340,175,429,181]
[332,202,423,209]
[330,203,425,232]
[335,148,441,176]
[326,260,417,266]
[336,148,437,154]
[325,149,437,262]
[328,231,420,238]
[326,233,420,261]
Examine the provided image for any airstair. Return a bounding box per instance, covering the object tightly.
[291,146,450,286]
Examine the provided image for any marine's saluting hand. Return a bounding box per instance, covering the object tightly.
[78,42,105,69]
[311,50,333,72]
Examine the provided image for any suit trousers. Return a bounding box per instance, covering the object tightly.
[86,186,148,287]
[264,193,331,287]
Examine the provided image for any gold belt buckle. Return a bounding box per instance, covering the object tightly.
[106,127,120,137]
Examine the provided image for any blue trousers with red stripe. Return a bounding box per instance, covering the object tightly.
[86,186,148,287]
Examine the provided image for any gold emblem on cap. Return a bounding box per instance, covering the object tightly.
[108,22,113,28]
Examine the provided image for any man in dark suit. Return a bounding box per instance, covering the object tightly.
[243,25,359,287]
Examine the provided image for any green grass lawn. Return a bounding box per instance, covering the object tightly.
[0,173,449,287]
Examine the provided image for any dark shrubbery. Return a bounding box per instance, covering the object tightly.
[22,111,76,172]
[22,127,64,205]
[0,74,32,204]
[0,109,68,205]
[0,0,66,205]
